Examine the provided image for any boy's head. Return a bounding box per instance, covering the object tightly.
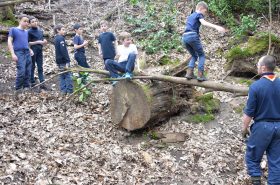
[73,23,83,35]
[18,14,29,29]
[29,16,38,28]
[196,1,208,15]
[119,32,132,46]
[54,24,66,35]
[100,20,108,32]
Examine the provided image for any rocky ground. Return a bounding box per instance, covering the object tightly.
[0,0,279,184]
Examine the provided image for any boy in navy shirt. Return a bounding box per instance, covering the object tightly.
[54,25,73,94]
[73,23,90,68]
[28,16,48,89]
[98,20,117,66]
[8,14,34,91]
[183,1,226,81]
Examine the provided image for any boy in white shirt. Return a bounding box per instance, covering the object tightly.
[105,32,139,85]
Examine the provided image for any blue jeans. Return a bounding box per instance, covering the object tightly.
[74,52,90,68]
[245,122,280,184]
[15,50,32,90]
[182,32,205,71]
[105,53,136,78]
[31,47,44,84]
[58,64,73,93]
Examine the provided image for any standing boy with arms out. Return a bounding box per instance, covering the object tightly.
[183,1,226,81]
[98,20,117,66]
[8,14,34,91]
[73,23,90,68]
[54,25,73,95]
[105,32,139,85]
[28,16,48,89]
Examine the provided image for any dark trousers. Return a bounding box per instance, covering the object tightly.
[182,32,205,71]
[246,122,280,184]
[105,53,136,78]
[58,64,73,93]
[31,47,44,84]
[15,50,32,90]
[74,52,90,68]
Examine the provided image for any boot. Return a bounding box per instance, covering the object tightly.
[251,176,261,185]
[185,68,196,80]
[197,71,207,82]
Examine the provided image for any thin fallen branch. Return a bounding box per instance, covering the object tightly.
[0,0,36,7]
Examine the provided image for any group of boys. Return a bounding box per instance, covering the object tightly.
[6,1,280,184]
[8,15,139,94]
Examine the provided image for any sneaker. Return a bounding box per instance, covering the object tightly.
[251,176,261,185]
[124,72,133,80]
[197,71,207,82]
[112,81,118,86]
[40,84,50,91]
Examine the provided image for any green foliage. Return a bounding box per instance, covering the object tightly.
[126,0,183,54]
[73,72,92,102]
[0,6,17,26]
[191,113,215,123]
[190,92,220,123]
[205,0,279,36]
[238,79,253,86]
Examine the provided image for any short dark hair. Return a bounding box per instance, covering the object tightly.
[260,55,276,71]
[54,24,64,34]
[18,14,29,20]
[73,23,81,30]
[29,16,37,23]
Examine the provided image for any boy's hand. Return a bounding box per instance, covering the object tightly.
[99,52,103,57]
[43,39,48,45]
[12,53,18,62]
[216,26,226,33]
[30,49,34,57]
[83,40,89,46]
[242,127,250,139]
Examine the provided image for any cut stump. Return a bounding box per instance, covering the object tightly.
[110,80,193,131]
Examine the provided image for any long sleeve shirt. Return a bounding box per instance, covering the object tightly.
[54,35,70,64]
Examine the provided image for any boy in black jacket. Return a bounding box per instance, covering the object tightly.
[54,25,73,94]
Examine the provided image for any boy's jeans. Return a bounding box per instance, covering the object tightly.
[182,32,205,71]
[105,53,136,78]
[15,49,32,90]
[58,64,73,93]
[74,52,90,68]
[31,47,44,84]
[245,122,280,184]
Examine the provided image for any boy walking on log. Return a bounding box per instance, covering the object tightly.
[105,32,139,85]
[54,25,73,95]
[98,20,117,66]
[183,1,226,81]
[73,23,90,68]
[28,16,48,90]
[8,14,34,91]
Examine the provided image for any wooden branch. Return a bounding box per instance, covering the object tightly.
[33,67,249,96]
[0,0,36,7]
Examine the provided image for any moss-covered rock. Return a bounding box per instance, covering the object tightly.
[225,33,280,77]
[0,6,17,26]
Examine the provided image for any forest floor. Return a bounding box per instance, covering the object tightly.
[0,0,280,184]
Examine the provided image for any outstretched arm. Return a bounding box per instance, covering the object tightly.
[199,19,226,32]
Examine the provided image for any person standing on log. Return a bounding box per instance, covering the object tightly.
[28,16,48,90]
[242,55,280,185]
[105,31,139,85]
[182,1,226,81]
[53,25,73,95]
[98,20,117,68]
[73,23,90,68]
[8,14,34,92]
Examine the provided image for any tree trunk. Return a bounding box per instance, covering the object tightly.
[110,80,193,131]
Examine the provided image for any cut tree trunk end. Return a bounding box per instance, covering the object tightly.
[110,80,193,131]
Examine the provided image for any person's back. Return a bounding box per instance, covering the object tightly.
[248,76,280,122]
[54,34,70,65]
[185,12,204,34]
[243,55,280,185]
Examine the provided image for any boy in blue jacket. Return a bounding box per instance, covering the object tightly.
[54,24,73,94]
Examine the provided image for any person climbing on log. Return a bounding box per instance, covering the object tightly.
[182,1,226,81]
[105,31,140,86]
[242,55,280,185]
